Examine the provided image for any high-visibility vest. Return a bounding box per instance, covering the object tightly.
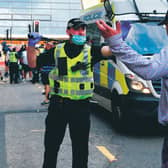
[49,43,94,100]
[9,52,17,63]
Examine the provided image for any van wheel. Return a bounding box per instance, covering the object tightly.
[111,91,125,130]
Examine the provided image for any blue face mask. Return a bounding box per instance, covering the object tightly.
[71,35,86,45]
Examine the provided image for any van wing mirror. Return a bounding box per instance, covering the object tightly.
[104,0,114,20]
[158,10,168,25]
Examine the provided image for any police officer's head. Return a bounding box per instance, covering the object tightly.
[66,18,87,45]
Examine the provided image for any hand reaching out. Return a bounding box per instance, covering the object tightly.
[28,32,42,46]
[96,20,121,38]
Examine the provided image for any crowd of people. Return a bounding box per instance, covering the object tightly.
[0,41,56,105]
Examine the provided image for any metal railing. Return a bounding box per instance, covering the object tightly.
[0,13,52,21]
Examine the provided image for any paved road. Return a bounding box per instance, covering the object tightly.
[0,81,47,113]
[0,81,47,168]
[0,80,164,168]
[0,81,111,168]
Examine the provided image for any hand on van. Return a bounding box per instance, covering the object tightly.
[96,20,121,38]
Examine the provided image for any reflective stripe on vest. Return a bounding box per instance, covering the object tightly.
[49,43,94,100]
[51,88,93,96]
[49,73,93,82]
[9,52,17,62]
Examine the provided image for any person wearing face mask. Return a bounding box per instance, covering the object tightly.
[27,17,113,168]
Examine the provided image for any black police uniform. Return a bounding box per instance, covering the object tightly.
[42,42,105,168]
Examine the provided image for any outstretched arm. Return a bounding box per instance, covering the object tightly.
[96,20,168,80]
[27,32,41,68]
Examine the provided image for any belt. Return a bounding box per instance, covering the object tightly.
[51,95,90,103]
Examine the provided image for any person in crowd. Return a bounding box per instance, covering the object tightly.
[3,45,10,79]
[96,11,168,168]
[31,47,41,84]
[37,42,55,105]
[9,47,19,84]
[0,71,3,80]
[4,49,10,79]
[19,45,32,81]
[27,17,113,168]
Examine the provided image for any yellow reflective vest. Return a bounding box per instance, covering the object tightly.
[49,43,94,100]
[9,52,17,63]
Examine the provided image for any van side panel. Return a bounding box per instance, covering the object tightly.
[94,60,116,90]
[115,69,129,94]
[100,61,108,87]
[93,62,100,85]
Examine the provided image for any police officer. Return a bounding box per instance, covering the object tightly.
[27,18,112,168]
[96,12,168,168]
[9,47,19,84]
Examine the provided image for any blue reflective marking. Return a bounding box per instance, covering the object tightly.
[108,62,115,89]
[93,62,100,85]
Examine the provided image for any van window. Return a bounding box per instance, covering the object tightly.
[123,22,168,55]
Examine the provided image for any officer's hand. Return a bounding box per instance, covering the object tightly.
[71,62,89,72]
[28,32,42,46]
[96,20,121,38]
[79,62,89,70]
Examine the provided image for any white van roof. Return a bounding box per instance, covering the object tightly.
[134,0,167,14]
[112,0,167,21]
[112,0,167,15]
[80,0,167,22]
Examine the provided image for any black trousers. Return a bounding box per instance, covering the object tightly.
[42,95,91,168]
[9,62,19,84]
[31,68,40,83]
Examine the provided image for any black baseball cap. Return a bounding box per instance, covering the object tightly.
[158,10,168,25]
[67,18,87,29]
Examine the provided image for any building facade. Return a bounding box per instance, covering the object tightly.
[0,0,81,38]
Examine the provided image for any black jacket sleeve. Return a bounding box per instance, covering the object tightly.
[36,47,55,69]
[91,44,113,66]
[91,45,103,66]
